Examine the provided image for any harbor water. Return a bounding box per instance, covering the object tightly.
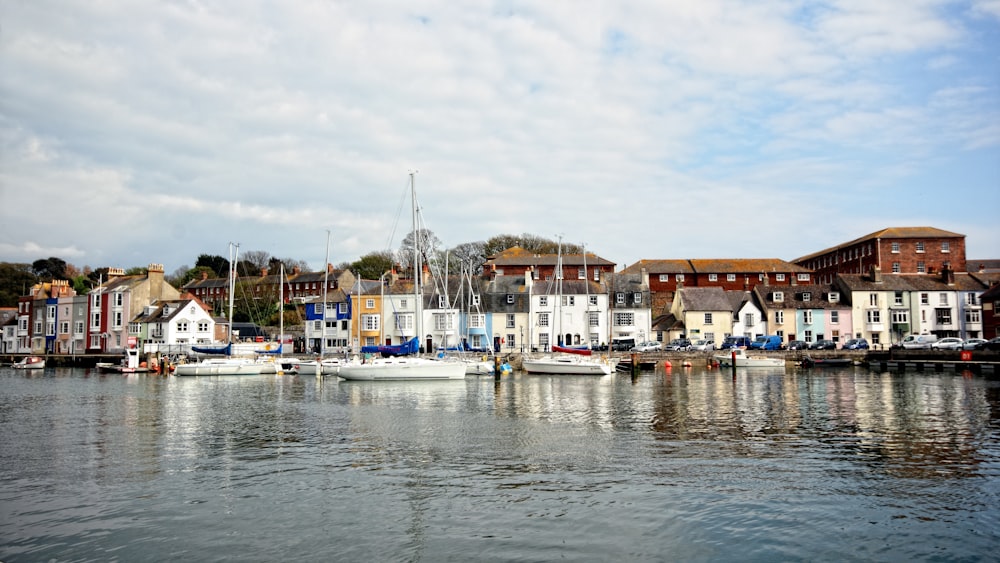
[2,365,998,562]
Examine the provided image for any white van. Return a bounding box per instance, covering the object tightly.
[900,333,938,349]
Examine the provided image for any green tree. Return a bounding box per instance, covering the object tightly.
[0,262,38,307]
[347,251,396,280]
[31,257,67,280]
[195,254,229,278]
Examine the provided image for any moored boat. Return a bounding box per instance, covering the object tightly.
[522,353,615,375]
[12,356,45,370]
[713,349,785,368]
[800,356,854,368]
[337,355,467,381]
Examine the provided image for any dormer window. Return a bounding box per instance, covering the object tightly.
[829,292,839,302]
[803,292,811,302]
[616,293,625,304]
[773,291,784,302]
[506,294,514,304]
[633,292,642,304]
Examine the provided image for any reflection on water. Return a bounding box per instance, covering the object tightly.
[1,365,998,561]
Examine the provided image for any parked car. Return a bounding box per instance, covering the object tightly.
[899,333,938,349]
[611,338,637,351]
[810,340,836,350]
[931,337,964,350]
[690,339,715,351]
[786,340,809,350]
[631,341,662,352]
[719,336,753,349]
[963,338,987,350]
[664,338,692,351]
[842,338,869,350]
[749,335,783,350]
[984,337,1000,351]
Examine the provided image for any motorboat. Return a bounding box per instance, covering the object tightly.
[174,357,264,376]
[713,349,785,368]
[12,356,45,370]
[337,355,467,381]
[522,353,615,375]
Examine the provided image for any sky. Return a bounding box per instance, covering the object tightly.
[2,1,998,276]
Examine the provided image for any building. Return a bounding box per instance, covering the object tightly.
[794,226,967,284]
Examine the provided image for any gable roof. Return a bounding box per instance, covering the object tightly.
[620,259,693,275]
[689,258,811,274]
[678,287,732,311]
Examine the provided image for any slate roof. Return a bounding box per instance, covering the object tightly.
[619,259,693,275]
[678,287,732,311]
[794,226,965,262]
[835,273,987,293]
[688,258,811,274]
[756,284,847,310]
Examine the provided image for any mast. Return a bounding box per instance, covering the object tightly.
[556,235,562,348]
[321,230,330,357]
[411,171,421,352]
[279,263,284,353]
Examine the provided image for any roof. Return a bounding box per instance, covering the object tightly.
[678,287,732,311]
[835,272,987,293]
[756,284,847,310]
[688,258,811,274]
[793,226,965,262]
[619,259,693,275]
[485,246,615,268]
[967,259,1000,273]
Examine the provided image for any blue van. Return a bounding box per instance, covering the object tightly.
[749,335,783,350]
[720,336,753,349]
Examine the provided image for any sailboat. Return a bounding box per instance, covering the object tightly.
[297,232,346,376]
[337,172,466,381]
[522,241,614,376]
[175,243,264,376]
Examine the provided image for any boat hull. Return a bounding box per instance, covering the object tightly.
[337,357,466,381]
[12,356,45,370]
[522,355,614,375]
[174,359,264,376]
[714,350,785,368]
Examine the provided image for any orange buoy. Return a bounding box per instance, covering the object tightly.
[664,360,672,368]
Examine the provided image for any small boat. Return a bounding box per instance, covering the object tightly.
[800,356,855,368]
[12,356,45,370]
[522,353,615,375]
[174,357,264,376]
[713,349,785,368]
[337,355,467,381]
[96,348,150,374]
[295,357,346,376]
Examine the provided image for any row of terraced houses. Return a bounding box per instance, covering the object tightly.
[3,227,1000,356]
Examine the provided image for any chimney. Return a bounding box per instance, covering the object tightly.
[200,271,209,281]
[870,265,882,283]
[261,267,268,277]
[292,266,301,276]
[525,267,533,289]
[327,263,334,275]
[942,265,955,285]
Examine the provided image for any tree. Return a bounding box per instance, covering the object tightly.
[448,241,487,275]
[195,254,229,278]
[0,262,38,307]
[399,228,442,273]
[31,257,67,280]
[239,250,270,277]
[347,251,396,280]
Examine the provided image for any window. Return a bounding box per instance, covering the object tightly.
[92,293,102,307]
[803,292,811,302]
[829,292,839,302]
[633,293,641,304]
[916,241,925,253]
[177,321,189,332]
[339,303,348,314]
[727,274,736,282]
[362,314,379,331]
[921,293,929,305]
[400,299,408,308]
[704,313,713,324]
[797,273,810,281]
[744,313,755,326]
[578,267,585,280]
[917,262,926,273]
[562,296,575,306]
[830,311,839,323]
[59,321,69,335]
[589,295,598,306]
[589,312,600,327]
[891,242,900,253]
[616,293,625,305]
[659,274,669,282]
[894,291,904,306]
[804,330,813,342]
[540,296,548,307]
[676,274,685,282]
[942,242,950,253]
[891,310,909,324]
[538,312,550,327]
[938,293,948,306]
[775,311,783,324]
[506,314,516,328]
[936,309,952,325]
[891,262,900,273]
[434,313,451,331]
[866,310,881,323]
[74,321,84,335]
[803,311,813,324]
[869,294,878,307]
[113,311,122,328]
[776,274,785,281]
[438,296,447,308]
[539,333,549,350]
[708,274,718,282]
[966,293,979,306]
[114,293,123,307]
[773,291,784,302]
[614,312,634,326]
[966,310,981,323]
[395,313,413,330]
[197,321,209,332]
[313,320,322,331]
[471,294,480,307]
[593,269,600,281]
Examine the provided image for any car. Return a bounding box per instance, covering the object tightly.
[810,340,836,350]
[690,339,715,351]
[899,333,938,349]
[842,338,869,350]
[611,338,637,351]
[963,338,987,350]
[719,336,753,349]
[931,337,964,350]
[786,340,809,350]
[631,341,662,352]
[749,335,783,350]
[664,338,692,351]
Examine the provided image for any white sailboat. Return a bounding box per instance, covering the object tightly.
[338,172,465,381]
[522,240,614,376]
[297,232,345,376]
[175,243,263,377]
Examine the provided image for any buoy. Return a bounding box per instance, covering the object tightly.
[664,360,672,368]
[682,360,692,367]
